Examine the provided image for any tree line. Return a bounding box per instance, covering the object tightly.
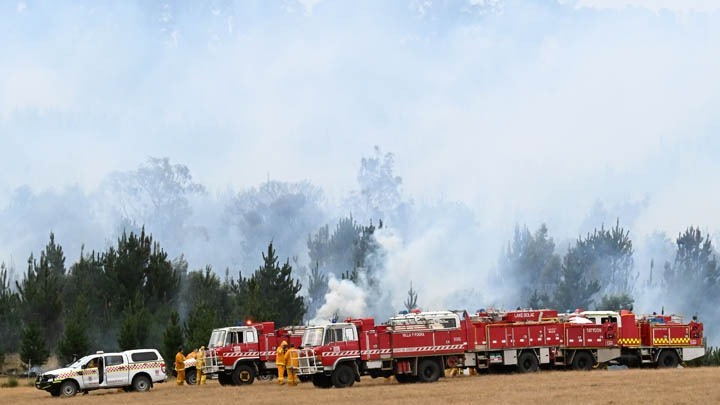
[0,214,380,373]
[2,217,720,371]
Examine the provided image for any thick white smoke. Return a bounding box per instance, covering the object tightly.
[311,275,367,324]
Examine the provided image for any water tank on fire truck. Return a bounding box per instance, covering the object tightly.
[386,310,460,329]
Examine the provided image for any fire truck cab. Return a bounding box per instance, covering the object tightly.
[202,322,305,386]
[297,320,368,388]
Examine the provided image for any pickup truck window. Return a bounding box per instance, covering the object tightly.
[131,351,159,362]
[105,355,124,366]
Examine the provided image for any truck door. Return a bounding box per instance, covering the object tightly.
[325,326,357,356]
[81,356,102,390]
[103,354,129,387]
[244,329,260,357]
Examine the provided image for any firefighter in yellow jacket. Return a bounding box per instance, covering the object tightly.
[196,346,206,385]
[276,341,288,385]
[284,343,300,386]
[175,346,186,385]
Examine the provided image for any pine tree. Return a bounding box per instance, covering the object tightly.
[554,240,601,311]
[499,223,561,308]
[597,293,634,311]
[404,282,418,311]
[305,262,328,319]
[162,311,184,373]
[0,262,21,353]
[117,294,151,351]
[16,233,67,351]
[184,304,217,351]
[237,242,305,327]
[20,322,49,368]
[663,227,719,315]
[57,297,91,365]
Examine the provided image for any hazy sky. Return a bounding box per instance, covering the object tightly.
[2,0,719,297]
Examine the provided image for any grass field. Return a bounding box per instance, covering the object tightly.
[2,367,719,404]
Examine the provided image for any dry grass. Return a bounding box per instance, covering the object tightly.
[2,367,719,404]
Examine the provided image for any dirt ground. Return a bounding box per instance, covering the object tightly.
[2,367,719,405]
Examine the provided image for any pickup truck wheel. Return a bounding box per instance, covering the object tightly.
[132,375,151,392]
[185,368,197,385]
[60,380,79,397]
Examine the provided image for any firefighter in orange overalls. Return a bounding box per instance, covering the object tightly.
[276,341,288,385]
[175,346,186,385]
[284,343,300,386]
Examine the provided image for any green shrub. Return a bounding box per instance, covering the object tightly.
[1,377,19,388]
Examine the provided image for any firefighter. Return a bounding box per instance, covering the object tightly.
[175,346,186,386]
[196,346,206,385]
[276,341,288,385]
[284,343,299,386]
[186,348,197,360]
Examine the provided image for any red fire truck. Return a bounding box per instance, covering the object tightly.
[466,308,620,372]
[297,308,622,388]
[202,322,305,385]
[578,310,705,368]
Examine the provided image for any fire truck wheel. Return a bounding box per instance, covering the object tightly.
[517,352,539,373]
[185,369,197,385]
[312,374,333,388]
[60,380,79,397]
[571,351,594,371]
[657,350,680,368]
[331,364,355,388]
[395,374,417,384]
[232,365,255,385]
[417,359,442,383]
[218,373,233,386]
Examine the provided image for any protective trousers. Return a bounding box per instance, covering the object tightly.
[277,364,286,384]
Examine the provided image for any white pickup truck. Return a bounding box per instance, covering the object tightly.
[35,349,167,397]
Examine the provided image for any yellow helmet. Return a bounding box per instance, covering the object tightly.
[281,340,288,346]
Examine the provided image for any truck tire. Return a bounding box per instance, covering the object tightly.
[657,350,680,368]
[132,375,152,392]
[331,364,355,388]
[395,374,417,384]
[218,373,233,386]
[571,351,594,371]
[417,359,441,383]
[60,380,78,397]
[232,365,255,385]
[312,374,333,388]
[185,368,197,385]
[517,352,539,373]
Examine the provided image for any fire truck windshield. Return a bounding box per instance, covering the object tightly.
[208,330,226,348]
[301,327,325,347]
